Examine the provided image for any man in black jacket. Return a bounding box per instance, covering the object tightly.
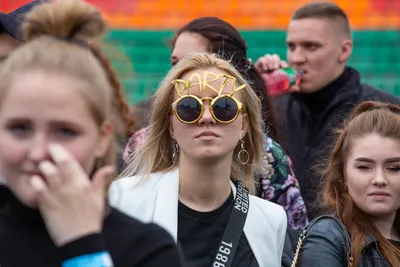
[255,2,400,219]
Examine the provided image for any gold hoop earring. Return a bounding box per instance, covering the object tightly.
[172,139,180,164]
[237,139,249,165]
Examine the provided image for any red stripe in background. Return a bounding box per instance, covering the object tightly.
[0,0,137,13]
[0,0,31,11]
[85,0,137,13]
[371,0,400,12]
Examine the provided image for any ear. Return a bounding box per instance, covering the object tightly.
[94,120,112,158]
[338,39,352,63]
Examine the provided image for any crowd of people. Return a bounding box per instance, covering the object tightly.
[0,0,399,266]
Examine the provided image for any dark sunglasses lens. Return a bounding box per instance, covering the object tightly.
[176,97,202,122]
[212,97,239,122]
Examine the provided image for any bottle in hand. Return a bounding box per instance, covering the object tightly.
[261,68,302,96]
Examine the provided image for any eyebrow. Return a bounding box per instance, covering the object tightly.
[286,40,324,46]
[355,157,400,163]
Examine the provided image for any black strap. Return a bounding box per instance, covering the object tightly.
[211,181,249,267]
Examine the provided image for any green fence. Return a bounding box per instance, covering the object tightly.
[106,30,400,104]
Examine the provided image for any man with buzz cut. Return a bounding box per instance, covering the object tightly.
[254,2,400,219]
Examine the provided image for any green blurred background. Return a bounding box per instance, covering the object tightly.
[106,30,400,103]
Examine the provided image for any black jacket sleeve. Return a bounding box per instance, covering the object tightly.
[59,223,184,267]
[59,234,109,262]
[281,229,300,267]
[118,223,184,267]
[297,218,348,267]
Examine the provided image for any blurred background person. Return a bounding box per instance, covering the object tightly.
[0,0,182,266]
[0,1,42,61]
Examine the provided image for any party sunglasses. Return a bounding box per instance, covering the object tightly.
[172,94,243,124]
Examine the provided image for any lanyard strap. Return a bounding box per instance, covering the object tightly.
[211,181,249,267]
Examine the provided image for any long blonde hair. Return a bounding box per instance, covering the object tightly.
[122,53,265,194]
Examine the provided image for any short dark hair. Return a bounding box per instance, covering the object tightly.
[292,2,351,37]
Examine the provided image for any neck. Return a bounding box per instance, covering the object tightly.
[293,66,350,115]
[372,213,399,240]
[178,154,232,212]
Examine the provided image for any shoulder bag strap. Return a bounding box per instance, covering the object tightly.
[291,215,353,267]
[211,181,249,267]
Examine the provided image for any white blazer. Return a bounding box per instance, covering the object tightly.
[109,168,287,267]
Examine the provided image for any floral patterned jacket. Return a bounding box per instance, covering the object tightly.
[123,128,309,230]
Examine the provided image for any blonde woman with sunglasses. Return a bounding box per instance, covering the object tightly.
[110,53,286,267]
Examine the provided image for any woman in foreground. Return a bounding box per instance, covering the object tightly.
[0,0,182,266]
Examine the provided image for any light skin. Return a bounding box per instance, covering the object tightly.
[255,17,352,94]
[0,33,20,61]
[0,69,113,245]
[345,133,400,240]
[170,32,209,66]
[170,67,247,212]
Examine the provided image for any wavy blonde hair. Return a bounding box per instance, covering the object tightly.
[122,53,265,194]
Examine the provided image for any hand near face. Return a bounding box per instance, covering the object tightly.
[254,54,300,96]
[30,144,114,247]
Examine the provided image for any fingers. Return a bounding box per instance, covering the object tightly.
[48,144,85,185]
[92,165,114,197]
[39,160,61,189]
[254,54,289,73]
[30,175,50,203]
[280,60,289,68]
[288,85,301,93]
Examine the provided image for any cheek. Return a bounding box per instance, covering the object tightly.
[389,178,400,201]
[171,118,191,143]
[63,138,99,174]
[0,134,26,173]
[346,167,370,201]
[220,118,243,146]
[313,49,338,69]
[171,115,189,134]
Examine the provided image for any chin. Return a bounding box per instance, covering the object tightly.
[364,207,396,218]
[191,152,226,163]
[15,189,39,209]
[300,83,318,94]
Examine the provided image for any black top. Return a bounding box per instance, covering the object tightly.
[292,68,352,123]
[177,191,258,267]
[0,188,183,267]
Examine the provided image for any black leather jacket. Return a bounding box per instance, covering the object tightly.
[282,229,300,267]
[296,216,391,266]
